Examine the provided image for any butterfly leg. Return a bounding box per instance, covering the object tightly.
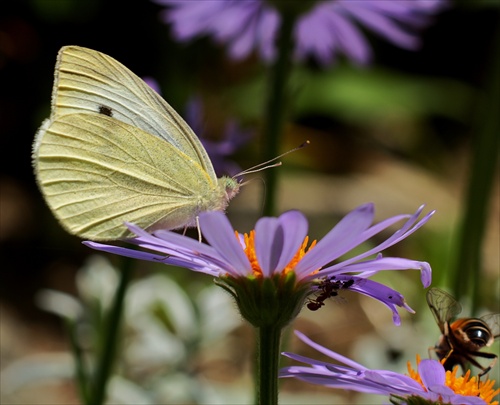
[195,216,202,242]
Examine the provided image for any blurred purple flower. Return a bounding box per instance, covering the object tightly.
[142,76,162,94]
[280,331,489,405]
[85,203,433,325]
[185,97,252,177]
[140,79,250,176]
[155,0,448,65]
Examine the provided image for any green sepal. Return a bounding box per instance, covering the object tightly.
[215,272,311,328]
[390,394,441,405]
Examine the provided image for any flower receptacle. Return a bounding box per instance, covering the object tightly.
[215,272,310,328]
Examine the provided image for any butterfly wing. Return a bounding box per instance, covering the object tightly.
[34,113,222,240]
[50,45,217,182]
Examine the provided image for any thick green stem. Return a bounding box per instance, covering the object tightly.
[216,273,309,405]
[451,21,499,313]
[89,257,134,405]
[262,10,297,216]
[255,325,282,405]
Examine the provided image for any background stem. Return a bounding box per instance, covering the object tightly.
[89,257,133,404]
[451,21,499,313]
[66,318,90,405]
[262,10,297,216]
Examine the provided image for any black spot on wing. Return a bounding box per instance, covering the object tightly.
[98,105,113,117]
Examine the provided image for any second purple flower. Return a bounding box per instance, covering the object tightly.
[156,0,448,65]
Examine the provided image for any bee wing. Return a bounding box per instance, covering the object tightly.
[480,313,500,338]
[426,288,462,333]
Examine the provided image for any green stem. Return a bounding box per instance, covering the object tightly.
[262,10,297,216]
[255,325,282,405]
[451,20,499,313]
[89,257,134,405]
[66,318,90,405]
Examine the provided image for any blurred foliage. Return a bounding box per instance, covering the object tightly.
[228,65,476,124]
[2,256,245,404]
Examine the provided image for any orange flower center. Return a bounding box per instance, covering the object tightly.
[237,230,316,278]
[406,355,499,405]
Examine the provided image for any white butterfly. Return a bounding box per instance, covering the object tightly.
[33,46,240,241]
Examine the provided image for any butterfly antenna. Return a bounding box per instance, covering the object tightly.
[233,140,310,178]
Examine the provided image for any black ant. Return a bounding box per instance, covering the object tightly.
[307,276,355,311]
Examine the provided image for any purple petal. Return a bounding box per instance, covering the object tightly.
[326,256,432,288]
[84,241,168,263]
[280,369,390,394]
[295,203,375,276]
[199,211,252,276]
[370,370,424,393]
[210,4,255,41]
[294,330,366,371]
[226,13,260,60]
[419,359,445,388]
[254,8,279,61]
[337,207,434,267]
[184,96,204,135]
[448,395,487,405]
[361,0,448,24]
[149,230,232,270]
[131,226,237,274]
[279,329,488,405]
[142,76,161,94]
[254,212,308,277]
[83,240,220,276]
[341,2,422,49]
[428,384,455,397]
[157,0,446,66]
[281,352,356,374]
[254,216,281,277]
[108,223,217,261]
[292,375,391,394]
[355,214,411,243]
[347,278,414,325]
[363,370,422,394]
[323,4,372,64]
[163,2,227,40]
[274,211,309,275]
[295,6,339,65]
[281,358,417,395]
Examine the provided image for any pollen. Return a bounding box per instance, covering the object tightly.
[445,367,499,405]
[237,230,316,278]
[406,354,423,385]
[406,355,499,405]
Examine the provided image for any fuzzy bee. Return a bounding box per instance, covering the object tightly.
[426,287,499,376]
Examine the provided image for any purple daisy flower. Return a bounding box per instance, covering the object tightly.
[280,331,492,405]
[155,0,448,65]
[85,203,433,325]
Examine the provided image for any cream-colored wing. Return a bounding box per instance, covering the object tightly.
[50,45,217,181]
[34,113,224,241]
